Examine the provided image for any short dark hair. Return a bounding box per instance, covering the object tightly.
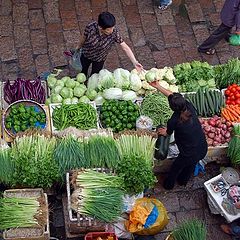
[98,12,116,29]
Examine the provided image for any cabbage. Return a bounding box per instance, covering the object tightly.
[60,87,70,99]
[63,98,72,104]
[75,81,81,87]
[86,89,97,101]
[45,98,51,105]
[163,67,176,84]
[103,88,122,100]
[61,76,71,84]
[113,68,130,90]
[94,93,104,105]
[169,85,179,92]
[69,89,74,98]
[87,73,99,91]
[52,85,63,94]
[51,94,63,103]
[47,76,57,89]
[98,69,115,90]
[137,88,146,96]
[142,81,155,90]
[71,97,79,104]
[79,96,90,103]
[145,70,157,82]
[73,85,87,97]
[55,80,65,88]
[76,73,87,83]
[130,73,142,91]
[158,80,169,89]
[122,90,137,101]
[65,78,76,88]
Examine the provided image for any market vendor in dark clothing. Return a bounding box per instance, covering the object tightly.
[198,0,240,55]
[149,81,208,190]
[76,12,143,77]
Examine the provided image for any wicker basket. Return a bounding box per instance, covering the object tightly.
[2,100,47,138]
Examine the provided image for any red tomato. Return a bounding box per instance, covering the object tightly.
[231,101,236,105]
[236,93,240,98]
[236,86,240,91]
[230,92,234,96]
[232,83,238,87]
[226,99,231,105]
[225,89,231,96]
[231,87,237,93]
[231,95,236,100]
[236,99,240,105]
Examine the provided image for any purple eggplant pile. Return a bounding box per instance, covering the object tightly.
[4,78,46,104]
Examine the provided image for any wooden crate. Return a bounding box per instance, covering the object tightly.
[3,188,50,240]
[2,105,52,143]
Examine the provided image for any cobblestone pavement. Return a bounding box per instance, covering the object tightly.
[1,0,240,81]
[0,0,237,239]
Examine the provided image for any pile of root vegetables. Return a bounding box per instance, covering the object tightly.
[199,116,232,147]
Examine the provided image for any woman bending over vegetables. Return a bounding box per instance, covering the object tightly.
[149,81,207,190]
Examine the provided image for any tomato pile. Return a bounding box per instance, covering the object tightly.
[225,83,240,105]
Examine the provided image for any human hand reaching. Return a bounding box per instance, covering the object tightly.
[157,127,167,136]
[134,62,144,72]
[148,80,160,89]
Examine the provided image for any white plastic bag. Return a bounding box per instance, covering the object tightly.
[70,49,82,72]
[136,115,153,130]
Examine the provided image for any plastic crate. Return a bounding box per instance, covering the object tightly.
[84,232,117,240]
[3,188,50,240]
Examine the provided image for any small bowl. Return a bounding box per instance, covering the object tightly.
[3,100,47,138]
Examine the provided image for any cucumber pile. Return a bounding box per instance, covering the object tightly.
[184,89,225,117]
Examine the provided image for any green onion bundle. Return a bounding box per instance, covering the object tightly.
[115,134,156,163]
[172,219,207,240]
[74,187,123,222]
[54,135,86,179]
[0,149,15,185]
[76,169,124,189]
[84,136,120,168]
[11,135,59,188]
[0,197,40,230]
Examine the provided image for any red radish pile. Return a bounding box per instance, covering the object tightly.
[199,116,232,147]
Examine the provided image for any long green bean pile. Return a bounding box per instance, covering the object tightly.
[84,136,120,168]
[52,103,97,130]
[76,170,124,189]
[141,93,173,127]
[115,134,156,163]
[74,188,123,222]
[54,136,86,179]
[0,197,40,230]
[172,219,207,240]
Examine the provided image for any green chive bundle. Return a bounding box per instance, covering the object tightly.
[84,136,120,168]
[54,135,86,179]
[0,197,40,230]
[115,134,156,163]
[0,149,15,185]
[172,219,207,240]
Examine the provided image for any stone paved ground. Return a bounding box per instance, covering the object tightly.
[0,0,238,239]
[1,0,240,81]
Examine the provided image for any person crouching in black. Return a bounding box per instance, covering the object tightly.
[149,80,208,190]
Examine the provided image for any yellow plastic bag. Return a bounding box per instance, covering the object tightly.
[125,197,169,235]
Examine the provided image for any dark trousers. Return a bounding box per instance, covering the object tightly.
[163,143,207,190]
[80,54,104,77]
[198,23,232,51]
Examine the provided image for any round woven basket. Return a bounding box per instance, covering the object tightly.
[3,100,47,138]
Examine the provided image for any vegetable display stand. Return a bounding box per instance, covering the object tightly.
[64,172,106,234]
[2,105,52,143]
[84,232,117,240]
[3,188,50,240]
